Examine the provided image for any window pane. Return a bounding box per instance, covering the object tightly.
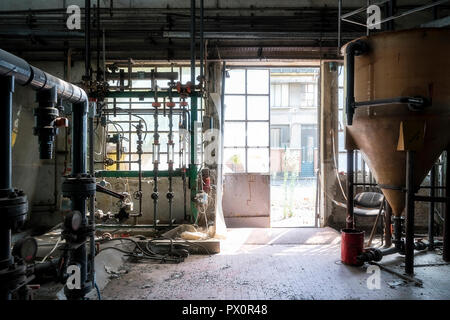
[224,95,245,120]
[181,67,191,84]
[247,70,269,94]
[271,128,281,148]
[224,122,245,147]
[281,84,289,106]
[248,148,269,173]
[223,148,246,173]
[156,67,174,88]
[225,69,245,94]
[247,122,269,147]
[248,96,269,120]
[130,97,154,109]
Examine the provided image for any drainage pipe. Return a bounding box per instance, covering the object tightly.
[344,40,368,229]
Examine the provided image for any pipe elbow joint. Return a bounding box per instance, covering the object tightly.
[345,40,369,57]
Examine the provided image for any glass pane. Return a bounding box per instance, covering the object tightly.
[132,79,150,89]
[223,148,246,173]
[107,122,129,133]
[248,148,269,173]
[247,122,269,147]
[130,154,153,171]
[247,96,269,120]
[247,70,269,94]
[224,122,245,147]
[225,69,245,94]
[156,67,173,89]
[224,95,245,120]
[130,97,154,109]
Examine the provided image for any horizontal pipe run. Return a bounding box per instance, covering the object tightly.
[95,169,184,178]
[414,195,448,203]
[106,71,179,80]
[103,108,190,115]
[0,49,87,103]
[105,91,201,99]
[353,96,429,110]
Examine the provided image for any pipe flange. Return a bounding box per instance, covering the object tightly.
[151,192,159,200]
[166,192,174,200]
[133,191,142,200]
[0,189,28,230]
[62,175,96,198]
[0,262,28,294]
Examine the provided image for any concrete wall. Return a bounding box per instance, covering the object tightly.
[95,177,190,224]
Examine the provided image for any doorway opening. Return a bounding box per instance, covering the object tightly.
[221,66,320,228]
[269,68,320,227]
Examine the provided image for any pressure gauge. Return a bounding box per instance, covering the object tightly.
[12,237,38,264]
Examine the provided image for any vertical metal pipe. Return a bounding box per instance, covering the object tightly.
[393,215,403,249]
[444,150,450,261]
[152,105,159,229]
[85,0,91,80]
[115,136,121,171]
[0,75,13,192]
[71,101,89,297]
[199,0,204,83]
[0,76,14,284]
[190,0,196,85]
[384,201,393,248]
[88,102,95,286]
[405,150,415,275]
[362,159,366,190]
[168,106,174,227]
[337,0,342,56]
[72,103,88,175]
[220,62,226,168]
[346,150,354,229]
[96,0,101,81]
[429,164,436,250]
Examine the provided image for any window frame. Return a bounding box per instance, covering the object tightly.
[224,68,271,174]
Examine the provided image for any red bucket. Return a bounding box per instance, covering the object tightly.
[341,228,365,266]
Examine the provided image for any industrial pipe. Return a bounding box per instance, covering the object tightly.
[0,49,91,300]
[0,49,87,103]
[405,151,416,275]
[344,40,368,229]
[444,150,450,261]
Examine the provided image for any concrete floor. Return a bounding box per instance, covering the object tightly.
[101,227,450,300]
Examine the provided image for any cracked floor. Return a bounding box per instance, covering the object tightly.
[101,227,450,300]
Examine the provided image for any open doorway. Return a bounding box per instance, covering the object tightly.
[270,68,320,227]
[221,66,320,228]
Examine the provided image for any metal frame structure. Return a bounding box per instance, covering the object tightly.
[96,90,201,226]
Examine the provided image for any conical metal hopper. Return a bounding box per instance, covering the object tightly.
[344,28,450,216]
